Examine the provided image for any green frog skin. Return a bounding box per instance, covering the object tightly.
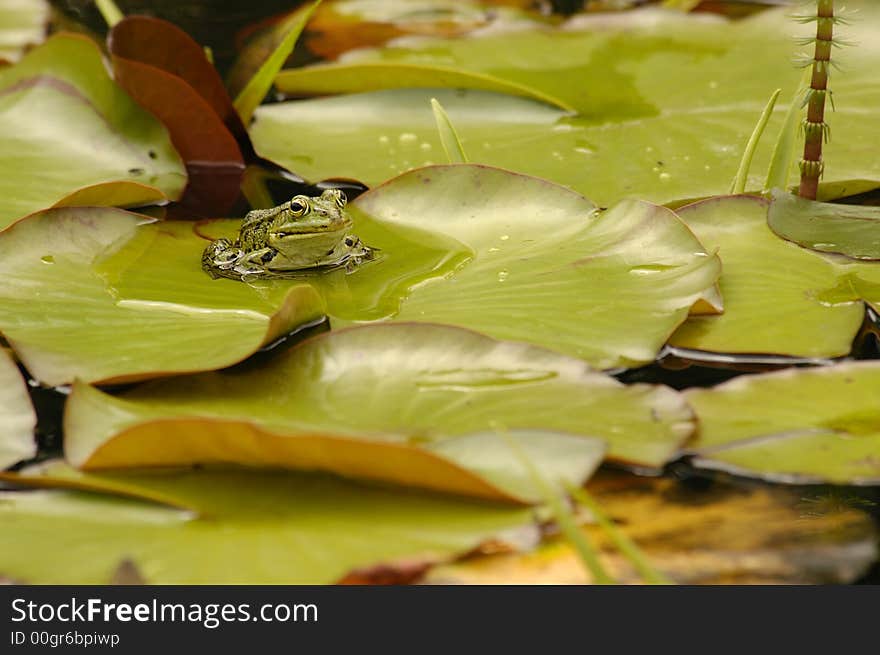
[202,188,373,280]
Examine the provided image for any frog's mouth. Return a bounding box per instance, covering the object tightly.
[272,218,350,237]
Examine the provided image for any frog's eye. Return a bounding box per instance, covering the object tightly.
[289,197,309,215]
[343,236,356,247]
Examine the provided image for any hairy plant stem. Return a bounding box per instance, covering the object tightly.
[798,0,835,200]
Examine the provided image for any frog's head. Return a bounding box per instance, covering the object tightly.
[267,189,350,249]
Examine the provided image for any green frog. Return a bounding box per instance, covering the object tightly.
[202,188,374,280]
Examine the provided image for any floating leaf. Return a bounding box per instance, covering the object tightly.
[277,61,575,111]
[0,467,539,584]
[255,4,880,207]
[670,196,880,358]
[0,207,324,386]
[768,191,880,261]
[686,363,880,485]
[69,375,606,502]
[320,165,720,370]
[425,471,879,584]
[0,348,35,470]
[0,34,185,229]
[0,0,49,64]
[65,323,694,471]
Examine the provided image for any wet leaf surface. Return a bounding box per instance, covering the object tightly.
[0,207,324,385]
[64,323,693,474]
[0,465,540,584]
[686,363,880,485]
[425,471,879,584]
[0,348,36,470]
[670,195,880,358]
[0,34,186,229]
[768,191,880,261]
[255,3,880,207]
[316,165,720,370]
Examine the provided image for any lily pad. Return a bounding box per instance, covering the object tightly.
[768,191,880,261]
[0,33,186,229]
[686,363,880,485]
[0,348,35,469]
[65,323,695,471]
[0,0,47,64]
[0,467,540,584]
[669,195,880,359]
[253,4,880,207]
[312,165,719,369]
[0,206,324,386]
[69,375,606,502]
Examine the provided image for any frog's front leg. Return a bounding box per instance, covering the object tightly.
[233,246,279,277]
[202,238,244,278]
[202,239,274,279]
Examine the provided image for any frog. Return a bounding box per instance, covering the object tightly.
[201,188,374,280]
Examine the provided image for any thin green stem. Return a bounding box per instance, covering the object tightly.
[731,89,780,195]
[94,0,124,28]
[565,483,673,585]
[494,426,615,584]
[431,98,468,164]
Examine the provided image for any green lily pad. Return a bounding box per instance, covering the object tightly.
[65,323,695,471]
[0,0,48,64]
[69,373,606,502]
[686,363,880,485]
[0,33,186,229]
[312,164,719,369]
[253,4,880,207]
[0,467,539,584]
[669,195,880,359]
[768,191,880,261]
[0,206,325,386]
[0,348,35,469]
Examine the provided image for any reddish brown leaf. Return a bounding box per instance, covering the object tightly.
[109,16,250,150]
[107,16,255,215]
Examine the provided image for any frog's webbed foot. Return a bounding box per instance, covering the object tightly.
[202,238,243,278]
[202,240,276,280]
[338,235,377,273]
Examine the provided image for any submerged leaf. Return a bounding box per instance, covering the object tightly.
[686,363,880,485]
[670,195,880,359]
[768,191,880,261]
[65,323,694,472]
[0,34,185,228]
[0,348,36,470]
[0,466,540,584]
[425,471,878,584]
[0,207,324,386]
